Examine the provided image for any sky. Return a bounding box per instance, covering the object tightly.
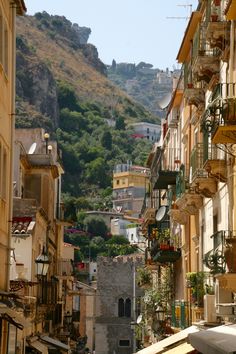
[24,0,198,70]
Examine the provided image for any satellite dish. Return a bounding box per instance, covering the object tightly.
[156,206,166,222]
[137,314,143,324]
[28,142,37,154]
[157,92,172,110]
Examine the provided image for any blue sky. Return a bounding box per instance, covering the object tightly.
[25,0,198,70]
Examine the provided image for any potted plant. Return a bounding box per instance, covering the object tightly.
[137,267,152,288]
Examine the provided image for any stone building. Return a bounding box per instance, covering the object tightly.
[95,255,144,354]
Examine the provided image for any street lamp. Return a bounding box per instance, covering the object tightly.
[35,245,50,277]
[155,304,165,322]
[44,132,50,154]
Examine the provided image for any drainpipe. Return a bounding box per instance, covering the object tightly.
[229,20,234,84]
[229,20,236,231]
[6,3,17,290]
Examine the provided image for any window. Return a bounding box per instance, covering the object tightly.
[119,340,130,347]
[0,11,2,64]
[131,233,134,241]
[116,180,120,185]
[2,148,7,199]
[4,24,8,75]
[124,298,131,317]
[118,298,131,317]
[118,298,124,317]
[0,145,7,200]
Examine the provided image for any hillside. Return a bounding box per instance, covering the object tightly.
[16,12,159,128]
[15,12,158,217]
[107,61,179,117]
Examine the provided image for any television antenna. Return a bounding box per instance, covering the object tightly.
[166,3,193,21]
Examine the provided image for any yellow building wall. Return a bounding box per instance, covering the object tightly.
[0,0,14,291]
[113,171,147,189]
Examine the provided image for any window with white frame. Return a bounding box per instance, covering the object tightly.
[0,143,7,200]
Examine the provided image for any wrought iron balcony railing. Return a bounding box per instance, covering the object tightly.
[190,144,208,181]
[202,96,236,144]
[204,230,236,274]
[203,139,227,182]
[152,148,180,190]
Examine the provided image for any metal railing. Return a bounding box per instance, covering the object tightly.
[204,230,236,274]
[57,258,74,277]
[190,144,208,181]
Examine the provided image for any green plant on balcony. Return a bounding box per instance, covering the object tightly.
[186,272,206,307]
[137,267,152,288]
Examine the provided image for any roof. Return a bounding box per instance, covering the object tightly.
[176,11,202,63]
[40,335,70,351]
[188,323,236,354]
[14,0,27,15]
[12,217,35,235]
[135,326,199,354]
[129,122,161,128]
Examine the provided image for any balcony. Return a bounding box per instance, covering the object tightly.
[203,141,227,182]
[184,85,205,108]
[152,148,180,190]
[56,259,74,277]
[205,0,230,50]
[192,24,221,82]
[202,85,236,143]
[204,230,236,276]
[175,165,203,214]
[150,229,181,263]
[183,62,205,107]
[168,207,188,225]
[190,143,217,198]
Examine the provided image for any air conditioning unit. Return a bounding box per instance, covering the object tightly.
[215,280,233,316]
[204,294,216,323]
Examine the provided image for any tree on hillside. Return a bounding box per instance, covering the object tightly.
[101,130,112,149]
[84,215,108,238]
[115,116,125,130]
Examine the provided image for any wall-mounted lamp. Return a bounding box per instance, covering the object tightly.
[35,245,50,277]
[47,145,53,154]
[44,133,50,154]
[155,304,165,322]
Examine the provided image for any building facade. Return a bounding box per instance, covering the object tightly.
[113,163,150,218]
[0,1,26,353]
[95,256,144,354]
[139,1,236,352]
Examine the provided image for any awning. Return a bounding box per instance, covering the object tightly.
[188,323,236,354]
[135,326,199,354]
[0,303,31,330]
[28,340,48,354]
[40,335,70,351]
[163,342,195,354]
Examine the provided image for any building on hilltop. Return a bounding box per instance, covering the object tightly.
[129,122,161,142]
[112,163,150,219]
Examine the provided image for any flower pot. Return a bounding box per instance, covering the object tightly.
[187,83,193,89]
[213,0,220,5]
[224,238,236,272]
[211,14,218,22]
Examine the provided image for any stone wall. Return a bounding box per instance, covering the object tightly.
[95,255,144,354]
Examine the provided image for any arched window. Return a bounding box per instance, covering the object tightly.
[118,298,124,317]
[125,298,131,317]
